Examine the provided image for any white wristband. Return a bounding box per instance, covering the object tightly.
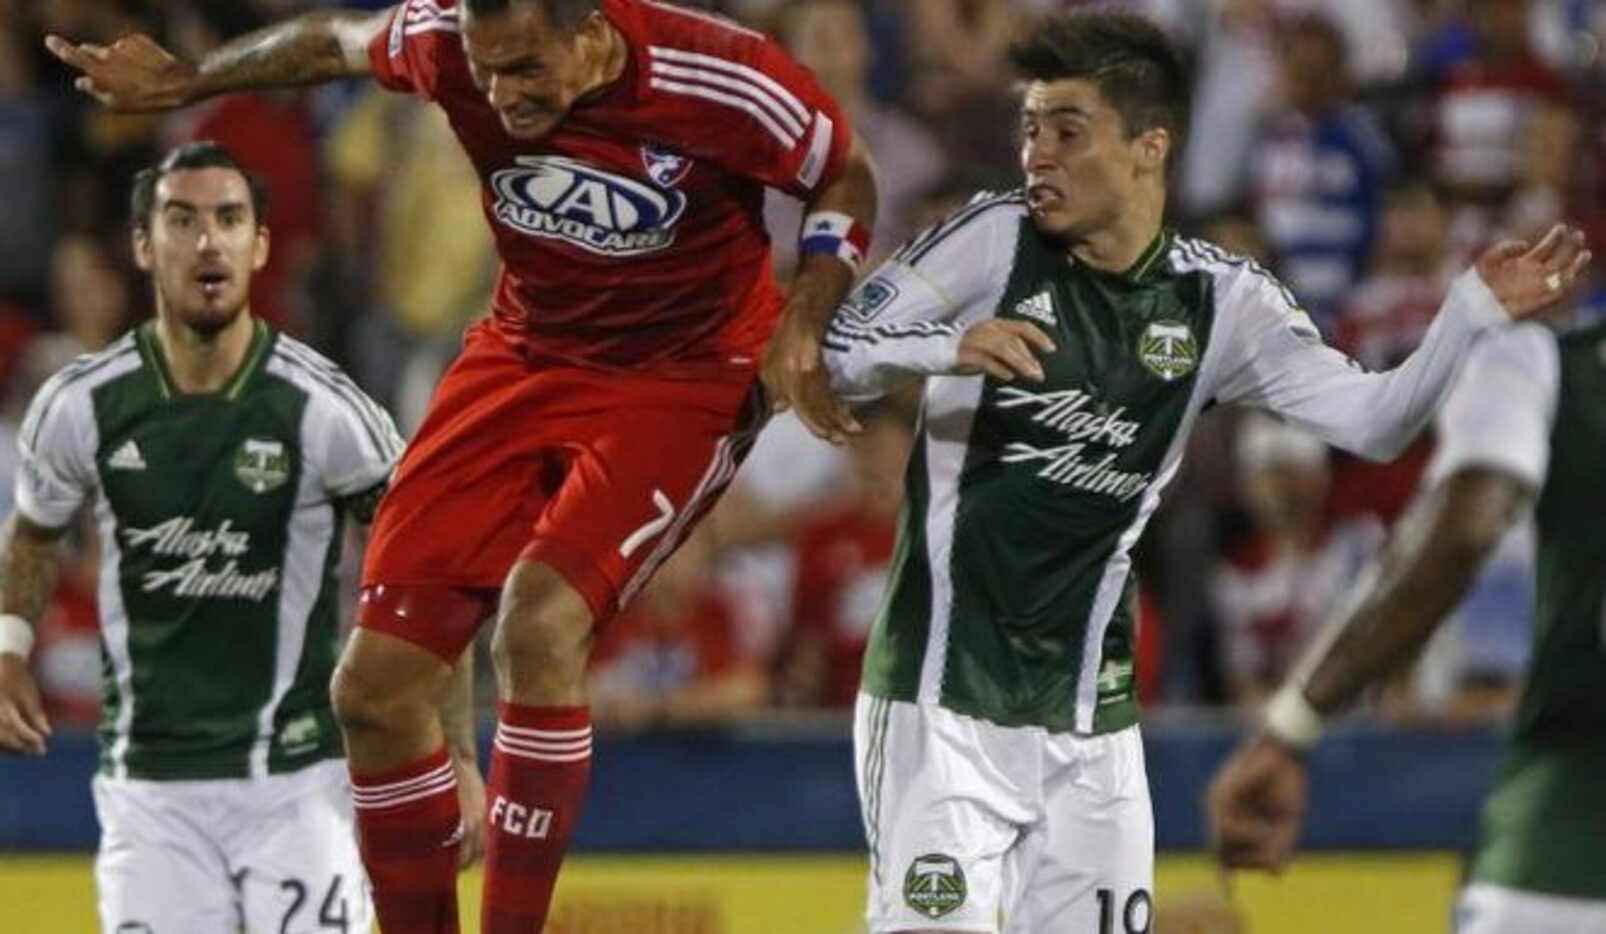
[1263,683,1323,752]
[0,613,34,659]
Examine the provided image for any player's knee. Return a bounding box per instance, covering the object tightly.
[330,663,414,739]
[491,561,596,678]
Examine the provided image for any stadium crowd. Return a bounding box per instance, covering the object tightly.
[3,0,1604,731]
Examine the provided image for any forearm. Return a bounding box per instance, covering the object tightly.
[823,316,962,401]
[1245,270,1507,461]
[786,135,878,337]
[436,648,478,762]
[1296,470,1528,715]
[190,9,383,101]
[0,516,66,626]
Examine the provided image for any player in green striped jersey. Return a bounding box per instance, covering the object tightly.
[822,11,1590,933]
[1209,316,1606,932]
[0,142,471,933]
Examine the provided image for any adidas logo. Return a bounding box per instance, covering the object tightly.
[1015,290,1056,327]
[108,440,147,471]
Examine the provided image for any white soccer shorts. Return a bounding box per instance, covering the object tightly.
[92,759,372,934]
[854,693,1154,933]
[1457,881,1606,933]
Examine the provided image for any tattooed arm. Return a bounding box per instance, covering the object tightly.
[1208,324,1558,873]
[44,7,391,112]
[0,515,70,756]
[1298,469,1529,713]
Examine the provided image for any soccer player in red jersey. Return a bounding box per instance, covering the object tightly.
[48,2,877,931]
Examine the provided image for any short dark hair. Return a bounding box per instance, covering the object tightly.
[1007,11,1188,148]
[461,0,600,32]
[130,141,270,231]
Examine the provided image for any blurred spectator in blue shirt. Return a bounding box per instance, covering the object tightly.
[1251,12,1395,330]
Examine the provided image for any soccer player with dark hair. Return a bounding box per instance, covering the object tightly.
[47,2,877,931]
[0,140,409,934]
[822,11,1588,932]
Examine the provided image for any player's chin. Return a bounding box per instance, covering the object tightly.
[1028,208,1079,240]
[500,112,560,140]
[177,299,247,337]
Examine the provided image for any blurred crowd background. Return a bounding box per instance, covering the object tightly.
[3,0,1605,735]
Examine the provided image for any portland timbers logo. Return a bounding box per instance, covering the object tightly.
[1137,320,1198,381]
[234,438,290,494]
[904,853,967,919]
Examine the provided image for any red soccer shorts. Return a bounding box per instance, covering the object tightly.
[360,322,767,661]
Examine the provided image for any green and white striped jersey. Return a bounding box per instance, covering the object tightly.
[1431,321,1606,899]
[825,190,1508,734]
[15,321,404,780]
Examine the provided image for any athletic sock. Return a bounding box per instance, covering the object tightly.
[350,746,463,934]
[481,704,593,934]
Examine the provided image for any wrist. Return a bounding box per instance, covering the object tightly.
[0,613,36,660]
[799,211,870,274]
[1262,682,1323,753]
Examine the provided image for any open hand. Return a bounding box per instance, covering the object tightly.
[1206,733,1308,873]
[956,319,1056,382]
[1476,225,1592,321]
[450,750,487,868]
[761,315,861,444]
[44,32,197,111]
[0,654,51,757]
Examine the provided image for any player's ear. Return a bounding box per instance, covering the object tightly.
[571,8,610,59]
[131,224,153,272]
[1135,127,1170,176]
[251,225,270,273]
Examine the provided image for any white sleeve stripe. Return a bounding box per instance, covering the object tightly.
[649,46,809,124]
[797,111,833,190]
[649,77,798,148]
[22,342,138,451]
[648,60,805,138]
[403,1,457,22]
[641,1,764,40]
[271,345,404,458]
[402,22,460,37]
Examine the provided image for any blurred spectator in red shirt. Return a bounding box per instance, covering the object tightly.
[588,529,767,731]
[1328,179,1454,525]
[1212,414,1381,707]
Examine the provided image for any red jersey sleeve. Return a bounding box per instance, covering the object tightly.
[642,21,853,200]
[367,0,460,99]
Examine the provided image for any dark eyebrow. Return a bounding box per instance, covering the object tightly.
[1023,105,1093,122]
[470,51,543,73]
[160,199,250,214]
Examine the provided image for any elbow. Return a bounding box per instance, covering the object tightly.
[1351,426,1415,464]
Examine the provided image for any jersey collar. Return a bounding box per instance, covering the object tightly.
[138,318,272,402]
[1124,228,1173,284]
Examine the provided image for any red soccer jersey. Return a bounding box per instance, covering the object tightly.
[368,0,852,371]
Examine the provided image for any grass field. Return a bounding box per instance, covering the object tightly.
[0,852,1464,932]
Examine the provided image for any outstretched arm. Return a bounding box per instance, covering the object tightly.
[1217,226,1589,461]
[0,515,70,756]
[45,7,391,111]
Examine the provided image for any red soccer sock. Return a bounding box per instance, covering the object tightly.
[350,747,463,934]
[481,704,593,934]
